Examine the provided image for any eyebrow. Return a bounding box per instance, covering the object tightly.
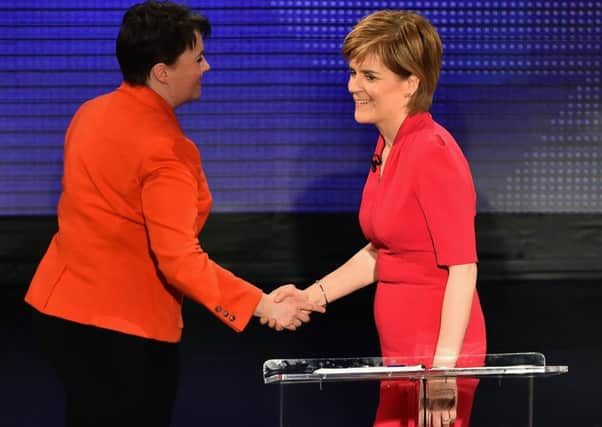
[350,66,380,75]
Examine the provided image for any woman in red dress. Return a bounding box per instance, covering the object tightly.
[272,10,486,427]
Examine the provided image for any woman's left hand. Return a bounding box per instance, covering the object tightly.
[425,377,457,427]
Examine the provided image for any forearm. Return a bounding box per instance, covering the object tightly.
[433,263,478,367]
[141,158,264,331]
[304,242,378,305]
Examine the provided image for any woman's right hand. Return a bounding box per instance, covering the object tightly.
[255,286,325,331]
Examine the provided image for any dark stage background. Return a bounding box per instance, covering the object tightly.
[1,213,601,426]
[1,1,601,426]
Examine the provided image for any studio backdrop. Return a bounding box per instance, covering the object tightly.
[1,0,600,215]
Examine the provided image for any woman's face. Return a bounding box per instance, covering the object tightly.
[348,55,415,132]
[165,31,210,108]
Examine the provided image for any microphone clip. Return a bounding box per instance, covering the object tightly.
[370,153,382,172]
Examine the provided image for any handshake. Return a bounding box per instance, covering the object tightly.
[255,284,326,332]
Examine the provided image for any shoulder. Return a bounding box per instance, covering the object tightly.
[104,88,186,147]
[412,117,456,149]
[408,119,474,187]
[410,120,465,165]
[70,91,112,122]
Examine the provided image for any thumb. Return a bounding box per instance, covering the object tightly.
[273,284,296,303]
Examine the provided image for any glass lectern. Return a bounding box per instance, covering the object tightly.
[263,352,567,427]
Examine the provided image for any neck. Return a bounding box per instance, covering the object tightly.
[146,79,176,109]
[377,111,409,146]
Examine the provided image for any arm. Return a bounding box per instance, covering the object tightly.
[414,135,479,367]
[303,242,378,306]
[432,263,478,367]
[426,264,476,427]
[263,242,377,328]
[140,143,322,331]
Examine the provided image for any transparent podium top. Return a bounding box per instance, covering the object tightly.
[263,352,568,384]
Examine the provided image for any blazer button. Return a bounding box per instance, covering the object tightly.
[229,315,236,322]
[223,310,229,317]
[215,306,222,313]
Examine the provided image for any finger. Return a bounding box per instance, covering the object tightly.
[295,311,311,323]
[259,316,268,325]
[297,299,325,313]
[449,408,457,423]
[284,322,297,331]
[293,318,302,328]
[440,411,454,427]
[308,301,326,313]
[314,304,327,313]
[268,318,277,329]
[429,410,441,427]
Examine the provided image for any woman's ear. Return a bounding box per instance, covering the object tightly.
[149,63,169,85]
[407,75,420,93]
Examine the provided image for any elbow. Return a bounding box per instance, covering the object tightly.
[152,240,207,285]
[155,255,187,287]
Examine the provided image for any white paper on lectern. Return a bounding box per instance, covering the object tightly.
[313,365,424,375]
[429,365,547,375]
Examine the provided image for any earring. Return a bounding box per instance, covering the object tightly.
[405,92,414,98]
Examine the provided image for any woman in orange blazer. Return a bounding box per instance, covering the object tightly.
[25,2,323,426]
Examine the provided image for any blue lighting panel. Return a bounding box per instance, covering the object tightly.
[0,1,600,213]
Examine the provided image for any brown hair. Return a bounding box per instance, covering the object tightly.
[342,10,442,114]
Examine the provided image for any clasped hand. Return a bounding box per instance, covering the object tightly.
[258,284,325,331]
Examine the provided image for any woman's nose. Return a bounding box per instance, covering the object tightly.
[348,75,357,93]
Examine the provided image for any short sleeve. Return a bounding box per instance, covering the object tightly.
[415,135,477,266]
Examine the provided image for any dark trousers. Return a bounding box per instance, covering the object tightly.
[32,309,180,427]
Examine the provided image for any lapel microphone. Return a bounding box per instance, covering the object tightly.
[370,153,382,172]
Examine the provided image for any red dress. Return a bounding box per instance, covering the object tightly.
[359,112,486,427]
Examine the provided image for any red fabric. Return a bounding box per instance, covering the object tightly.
[25,83,262,342]
[359,112,487,426]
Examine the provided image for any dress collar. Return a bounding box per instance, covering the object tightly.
[116,82,178,123]
[376,111,432,152]
[394,111,431,143]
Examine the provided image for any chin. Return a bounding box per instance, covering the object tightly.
[354,111,374,124]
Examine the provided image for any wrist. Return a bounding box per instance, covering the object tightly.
[315,280,329,307]
[432,355,458,368]
[254,293,271,318]
[303,284,324,306]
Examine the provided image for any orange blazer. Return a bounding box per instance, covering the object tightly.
[25,83,263,342]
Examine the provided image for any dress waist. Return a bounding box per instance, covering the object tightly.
[376,249,449,285]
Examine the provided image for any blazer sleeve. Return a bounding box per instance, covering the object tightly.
[140,138,262,332]
[415,135,478,267]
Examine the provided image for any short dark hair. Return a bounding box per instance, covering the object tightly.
[116,1,211,85]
